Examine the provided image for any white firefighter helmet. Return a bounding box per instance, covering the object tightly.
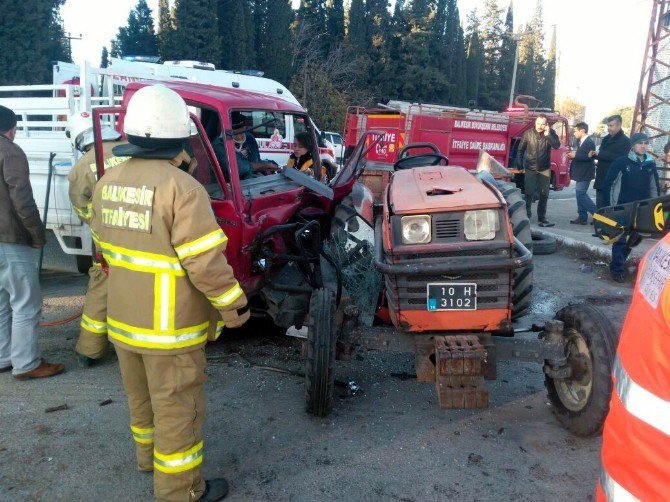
[66,111,121,152]
[123,85,190,148]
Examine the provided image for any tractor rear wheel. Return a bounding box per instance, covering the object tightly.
[305,288,337,417]
[545,304,618,437]
[500,182,533,320]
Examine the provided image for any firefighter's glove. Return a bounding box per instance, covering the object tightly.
[221,305,250,329]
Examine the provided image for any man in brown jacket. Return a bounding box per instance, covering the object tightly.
[0,105,64,379]
[66,111,128,366]
[90,85,249,501]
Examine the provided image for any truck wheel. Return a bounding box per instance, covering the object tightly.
[76,255,93,274]
[545,304,618,437]
[531,230,557,255]
[305,288,337,417]
[500,182,533,320]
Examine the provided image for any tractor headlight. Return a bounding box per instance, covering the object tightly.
[401,215,432,244]
[464,210,499,241]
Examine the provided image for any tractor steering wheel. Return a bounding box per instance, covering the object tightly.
[393,154,449,170]
[393,142,449,171]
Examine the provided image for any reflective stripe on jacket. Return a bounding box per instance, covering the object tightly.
[598,233,670,501]
[90,153,247,354]
[67,141,129,224]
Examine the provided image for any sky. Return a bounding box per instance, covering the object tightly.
[60,0,653,126]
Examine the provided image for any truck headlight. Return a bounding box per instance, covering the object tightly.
[464,210,499,241]
[401,215,432,244]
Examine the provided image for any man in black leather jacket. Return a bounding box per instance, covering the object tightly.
[517,114,561,227]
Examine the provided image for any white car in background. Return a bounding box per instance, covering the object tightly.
[324,131,344,163]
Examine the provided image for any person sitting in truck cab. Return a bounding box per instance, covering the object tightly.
[287,131,326,181]
[231,112,279,180]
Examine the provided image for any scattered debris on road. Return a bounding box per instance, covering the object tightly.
[44,404,68,414]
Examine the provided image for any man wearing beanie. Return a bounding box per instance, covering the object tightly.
[602,132,660,282]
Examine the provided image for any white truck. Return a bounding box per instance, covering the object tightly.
[0,59,337,272]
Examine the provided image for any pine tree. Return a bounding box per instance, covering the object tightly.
[325,0,345,54]
[464,9,485,107]
[258,0,294,84]
[157,0,174,60]
[113,0,158,57]
[452,23,467,106]
[253,0,266,66]
[541,26,557,109]
[218,0,254,69]
[0,0,69,85]
[110,39,120,58]
[479,0,504,108]
[410,0,431,21]
[297,0,327,55]
[397,1,449,102]
[366,0,392,95]
[171,0,221,64]
[347,0,367,51]
[516,1,546,104]
[49,5,71,64]
[381,0,408,99]
[497,1,515,106]
[430,0,448,84]
[445,0,464,102]
[100,46,109,68]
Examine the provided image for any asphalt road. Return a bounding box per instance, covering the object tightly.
[0,248,632,501]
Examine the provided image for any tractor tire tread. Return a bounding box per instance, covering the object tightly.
[305,288,336,417]
[502,182,534,319]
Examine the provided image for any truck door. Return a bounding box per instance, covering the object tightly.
[183,106,244,274]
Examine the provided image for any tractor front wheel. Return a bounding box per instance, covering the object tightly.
[305,288,337,417]
[545,304,618,437]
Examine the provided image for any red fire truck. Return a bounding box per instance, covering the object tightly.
[343,99,571,192]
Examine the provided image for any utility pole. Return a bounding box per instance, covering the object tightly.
[63,32,83,62]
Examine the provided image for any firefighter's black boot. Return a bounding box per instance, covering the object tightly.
[200,478,229,501]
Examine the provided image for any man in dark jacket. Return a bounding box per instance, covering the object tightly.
[568,122,597,224]
[602,132,660,282]
[591,114,630,208]
[517,114,561,227]
[0,106,64,379]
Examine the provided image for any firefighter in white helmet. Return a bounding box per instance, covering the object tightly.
[67,112,127,366]
[90,84,248,501]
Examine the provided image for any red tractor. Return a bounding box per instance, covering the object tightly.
[92,82,617,437]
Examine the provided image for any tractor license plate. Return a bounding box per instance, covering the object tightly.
[427,283,477,311]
